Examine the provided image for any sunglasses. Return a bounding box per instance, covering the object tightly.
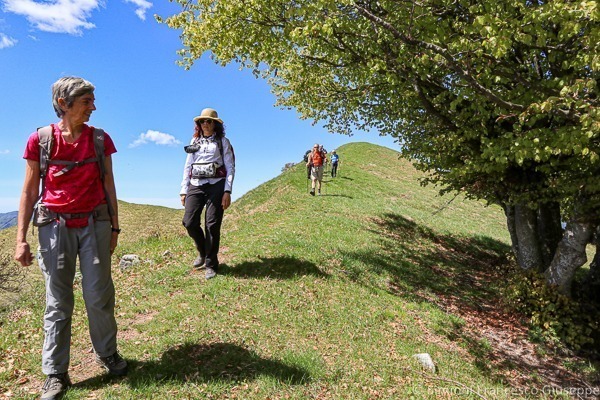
[198,119,214,125]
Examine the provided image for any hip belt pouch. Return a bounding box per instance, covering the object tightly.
[33,203,111,227]
[33,204,55,227]
[93,203,111,221]
[192,162,226,178]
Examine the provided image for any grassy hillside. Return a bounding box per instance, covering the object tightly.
[0,212,17,230]
[0,143,597,399]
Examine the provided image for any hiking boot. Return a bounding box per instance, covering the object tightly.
[193,254,206,269]
[96,351,128,376]
[205,267,217,280]
[310,189,315,196]
[41,373,71,400]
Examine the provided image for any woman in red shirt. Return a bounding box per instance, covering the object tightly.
[14,76,127,400]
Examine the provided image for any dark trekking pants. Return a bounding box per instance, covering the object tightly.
[183,180,225,270]
[331,162,338,177]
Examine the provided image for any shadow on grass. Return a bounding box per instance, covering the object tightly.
[224,256,330,280]
[339,213,583,384]
[75,342,311,391]
[342,212,511,306]
[366,214,600,387]
[319,194,353,198]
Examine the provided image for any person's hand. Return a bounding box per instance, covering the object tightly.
[222,192,231,210]
[110,232,119,255]
[180,194,186,206]
[15,242,33,267]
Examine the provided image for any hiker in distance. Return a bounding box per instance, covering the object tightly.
[303,148,312,179]
[307,143,325,196]
[319,144,329,175]
[319,144,328,157]
[330,150,340,177]
[14,76,127,400]
[180,108,235,280]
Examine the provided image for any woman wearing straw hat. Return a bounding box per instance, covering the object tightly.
[180,108,235,279]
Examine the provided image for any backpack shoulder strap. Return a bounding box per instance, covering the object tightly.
[217,137,235,169]
[91,128,115,217]
[92,128,106,180]
[37,125,54,179]
[216,136,224,159]
[37,125,54,202]
[222,137,235,164]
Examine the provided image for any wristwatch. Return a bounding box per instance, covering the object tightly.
[111,227,121,234]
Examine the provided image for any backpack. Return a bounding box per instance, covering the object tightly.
[213,136,235,177]
[36,125,113,216]
[215,136,235,166]
[303,150,311,163]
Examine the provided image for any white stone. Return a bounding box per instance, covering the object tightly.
[413,353,436,373]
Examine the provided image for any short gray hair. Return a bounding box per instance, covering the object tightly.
[52,77,95,118]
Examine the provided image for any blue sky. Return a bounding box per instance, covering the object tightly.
[0,0,398,213]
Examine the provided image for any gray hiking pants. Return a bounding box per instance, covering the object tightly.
[37,218,117,375]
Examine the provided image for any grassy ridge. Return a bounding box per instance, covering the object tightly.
[1,143,593,399]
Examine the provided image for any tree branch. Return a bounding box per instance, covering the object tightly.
[413,79,459,132]
[354,2,581,121]
[353,2,526,112]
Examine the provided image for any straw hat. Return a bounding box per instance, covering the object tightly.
[193,108,223,124]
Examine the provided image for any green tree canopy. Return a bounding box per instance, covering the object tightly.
[160,0,599,293]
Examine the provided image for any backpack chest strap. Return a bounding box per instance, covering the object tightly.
[49,157,99,177]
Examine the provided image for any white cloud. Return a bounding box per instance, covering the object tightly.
[124,0,152,21]
[3,0,101,35]
[129,130,181,148]
[0,33,17,48]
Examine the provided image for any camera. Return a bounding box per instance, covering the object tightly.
[184,144,200,153]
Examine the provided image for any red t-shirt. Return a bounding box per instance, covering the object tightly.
[24,124,117,227]
[312,150,324,167]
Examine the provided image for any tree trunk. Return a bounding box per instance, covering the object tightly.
[544,220,594,295]
[537,202,563,268]
[514,204,544,271]
[503,204,519,262]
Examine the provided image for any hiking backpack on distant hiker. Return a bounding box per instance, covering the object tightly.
[303,149,311,163]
